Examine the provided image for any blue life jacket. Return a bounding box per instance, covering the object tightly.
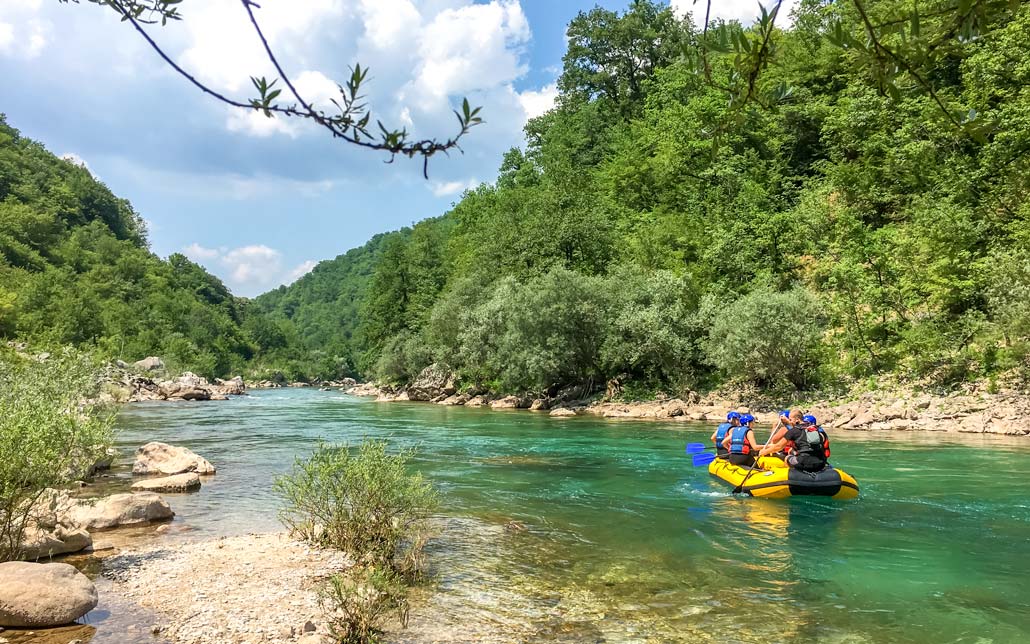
[729,426,752,455]
[714,422,732,455]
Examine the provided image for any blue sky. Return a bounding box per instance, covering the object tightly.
[0,0,782,296]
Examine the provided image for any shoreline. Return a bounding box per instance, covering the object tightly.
[340,382,1030,437]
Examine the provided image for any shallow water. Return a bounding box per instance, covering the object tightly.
[81,389,1030,642]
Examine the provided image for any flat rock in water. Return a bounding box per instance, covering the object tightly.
[133,441,216,475]
[131,473,202,493]
[0,562,98,628]
[66,493,173,531]
[549,407,577,417]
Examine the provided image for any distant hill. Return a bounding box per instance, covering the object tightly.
[0,113,255,377]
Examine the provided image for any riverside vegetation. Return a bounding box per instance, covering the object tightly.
[275,440,439,643]
[3,1,1030,403]
[256,0,1030,399]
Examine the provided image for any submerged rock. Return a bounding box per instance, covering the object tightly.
[131,473,202,493]
[133,442,216,476]
[0,562,98,628]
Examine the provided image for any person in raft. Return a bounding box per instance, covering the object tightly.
[759,411,831,472]
[711,411,742,457]
[763,409,794,461]
[722,413,759,467]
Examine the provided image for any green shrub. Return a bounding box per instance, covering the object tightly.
[274,440,438,573]
[600,267,700,385]
[319,566,409,644]
[704,288,825,389]
[0,347,115,561]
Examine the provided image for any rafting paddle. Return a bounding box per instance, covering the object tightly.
[691,452,717,466]
[685,442,709,454]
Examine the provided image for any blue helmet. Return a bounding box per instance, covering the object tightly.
[741,413,755,424]
[779,409,791,419]
[727,411,742,421]
[803,414,817,424]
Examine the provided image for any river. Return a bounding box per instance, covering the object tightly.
[79,388,1030,643]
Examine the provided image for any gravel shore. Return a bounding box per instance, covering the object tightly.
[103,534,350,644]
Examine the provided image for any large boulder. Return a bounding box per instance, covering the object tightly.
[408,364,457,401]
[133,442,216,475]
[490,395,529,409]
[131,473,202,493]
[213,376,246,396]
[65,492,173,531]
[549,407,578,417]
[0,562,98,628]
[18,518,92,561]
[158,382,211,401]
[132,356,165,373]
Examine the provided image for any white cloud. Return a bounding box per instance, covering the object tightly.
[518,82,557,120]
[177,0,345,93]
[223,244,283,285]
[430,178,477,197]
[183,243,221,261]
[181,244,317,294]
[286,260,317,283]
[409,0,530,106]
[671,0,798,27]
[59,152,90,171]
[0,1,50,59]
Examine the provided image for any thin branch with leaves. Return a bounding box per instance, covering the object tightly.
[60,0,484,177]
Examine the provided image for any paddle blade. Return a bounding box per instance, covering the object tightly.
[685,442,708,454]
[692,452,717,467]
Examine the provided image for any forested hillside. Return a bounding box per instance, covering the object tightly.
[251,230,409,380]
[267,0,1030,395]
[0,115,258,377]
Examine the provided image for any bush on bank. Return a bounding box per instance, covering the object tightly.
[0,347,114,562]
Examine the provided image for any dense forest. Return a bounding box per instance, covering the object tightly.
[260,0,1030,395]
[3,0,1029,398]
[0,115,260,377]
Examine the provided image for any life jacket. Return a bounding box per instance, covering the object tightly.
[716,424,733,455]
[728,426,752,455]
[789,422,830,462]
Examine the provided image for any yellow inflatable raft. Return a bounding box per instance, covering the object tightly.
[708,457,859,499]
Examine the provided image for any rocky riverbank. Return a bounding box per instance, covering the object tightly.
[101,357,247,403]
[340,365,1030,436]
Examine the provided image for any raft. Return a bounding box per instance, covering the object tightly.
[708,457,859,499]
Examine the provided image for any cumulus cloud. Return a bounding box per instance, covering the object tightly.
[183,243,221,261]
[518,82,557,120]
[59,152,90,171]
[0,1,50,59]
[671,0,798,27]
[286,259,318,283]
[430,178,478,197]
[181,243,315,295]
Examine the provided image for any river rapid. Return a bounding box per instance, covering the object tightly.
[85,388,1030,643]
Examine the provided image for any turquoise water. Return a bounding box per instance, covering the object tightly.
[98,388,1030,643]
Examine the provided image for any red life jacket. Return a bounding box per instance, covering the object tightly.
[788,423,830,460]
